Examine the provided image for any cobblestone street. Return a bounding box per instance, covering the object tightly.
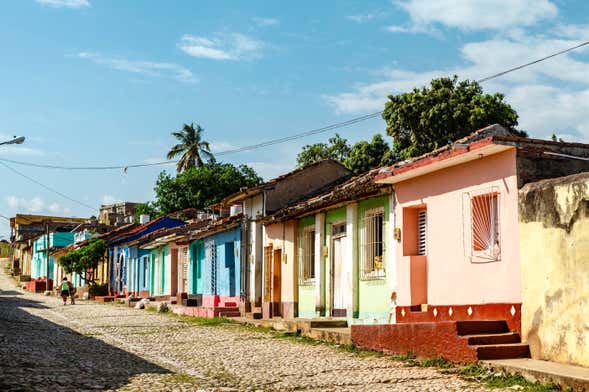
[0,269,507,392]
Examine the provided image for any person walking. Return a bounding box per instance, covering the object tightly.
[60,277,75,305]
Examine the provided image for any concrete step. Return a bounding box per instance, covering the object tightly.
[218,311,241,318]
[309,320,348,329]
[467,332,521,346]
[305,327,351,345]
[482,358,589,391]
[456,320,509,336]
[476,343,531,360]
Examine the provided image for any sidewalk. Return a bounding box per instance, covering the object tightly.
[484,358,589,390]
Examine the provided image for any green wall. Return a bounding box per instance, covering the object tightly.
[356,195,389,321]
[297,215,316,318]
[322,207,346,316]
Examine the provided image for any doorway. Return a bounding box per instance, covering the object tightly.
[272,248,282,317]
[330,223,349,317]
[170,248,178,297]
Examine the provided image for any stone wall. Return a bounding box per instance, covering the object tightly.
[519,172,589,367]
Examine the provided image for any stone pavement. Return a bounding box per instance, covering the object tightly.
[0,270,510,391]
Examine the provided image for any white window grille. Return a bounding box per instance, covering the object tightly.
[463,189,501,262]
[299,226,315,284]
[361,207,385,280]
[417,209,427,256]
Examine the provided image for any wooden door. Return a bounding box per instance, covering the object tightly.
[272,249,282,317]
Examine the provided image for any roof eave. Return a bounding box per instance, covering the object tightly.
[376,140,513,185]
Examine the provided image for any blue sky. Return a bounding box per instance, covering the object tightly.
[1,0,589,237]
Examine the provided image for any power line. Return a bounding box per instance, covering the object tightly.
[2,38,588,173]
[476,39,589,83]
[0,161,98,213]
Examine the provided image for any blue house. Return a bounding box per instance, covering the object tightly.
[187,215,242,316]
[107,216,185,296]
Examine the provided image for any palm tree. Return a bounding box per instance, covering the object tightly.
[167,123,214,173]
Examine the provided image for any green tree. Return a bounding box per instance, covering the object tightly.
[345,134,397,174]
[167,123,214,173]
[296,134,351,168]
[297,133,396,175]
[382,76,525,160]
[58,238,107,286]
[153,162,262,214]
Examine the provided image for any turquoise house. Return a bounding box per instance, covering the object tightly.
[188,217,241,311]
[31,231,75,281]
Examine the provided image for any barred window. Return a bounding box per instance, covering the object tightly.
[362,207,385,280]
[472,193,500,259]
[463,189,501,262]
[299,226,315,284]
[417,209,427,256]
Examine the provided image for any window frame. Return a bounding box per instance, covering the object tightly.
[361,206,386,280]
[463,189,501,263]
[298,225,316,285]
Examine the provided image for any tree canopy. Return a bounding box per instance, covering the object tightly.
[58,238,107,286]
[167,123,214,173]
[296,133,395,175]
[296,134,351,166]
[382,76,525,161]
[153,162,262,215]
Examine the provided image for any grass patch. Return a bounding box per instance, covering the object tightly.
[458,363,560,391]
[160,373,202,385]
[416,356,454,369]
[204,368,238,384]
[165,311,234,326]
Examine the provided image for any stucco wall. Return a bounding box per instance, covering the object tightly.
[265,161,350,214]
[264,221,297,304]
[519,172,589,367]
[394,149,521,307]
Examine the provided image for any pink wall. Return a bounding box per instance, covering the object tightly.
[264,221,297,304]
[394,149,521,307]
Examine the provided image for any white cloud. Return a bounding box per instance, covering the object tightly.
[323,28,589,141]
[77,52,197,83]
[35,0,89,8]
[178,33,264,61]
[209,141,240,153]
[252,17,280,27]
[390,0,557,33]
[7,196,70,215]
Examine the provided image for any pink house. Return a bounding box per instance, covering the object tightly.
[352,125,589,362]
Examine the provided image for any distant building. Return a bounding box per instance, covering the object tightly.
[99,202,140,226]
[10,214,88,278]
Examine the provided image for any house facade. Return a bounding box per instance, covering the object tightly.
[9,214,86,279]
[261,220,297,319]
[107,216,185,296]
[263,170,393,323]
[185,216,242,317]
[214,159,352,318]
[374,124,589,331]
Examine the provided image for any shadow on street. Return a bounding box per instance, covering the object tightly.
[0,291,170,391]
